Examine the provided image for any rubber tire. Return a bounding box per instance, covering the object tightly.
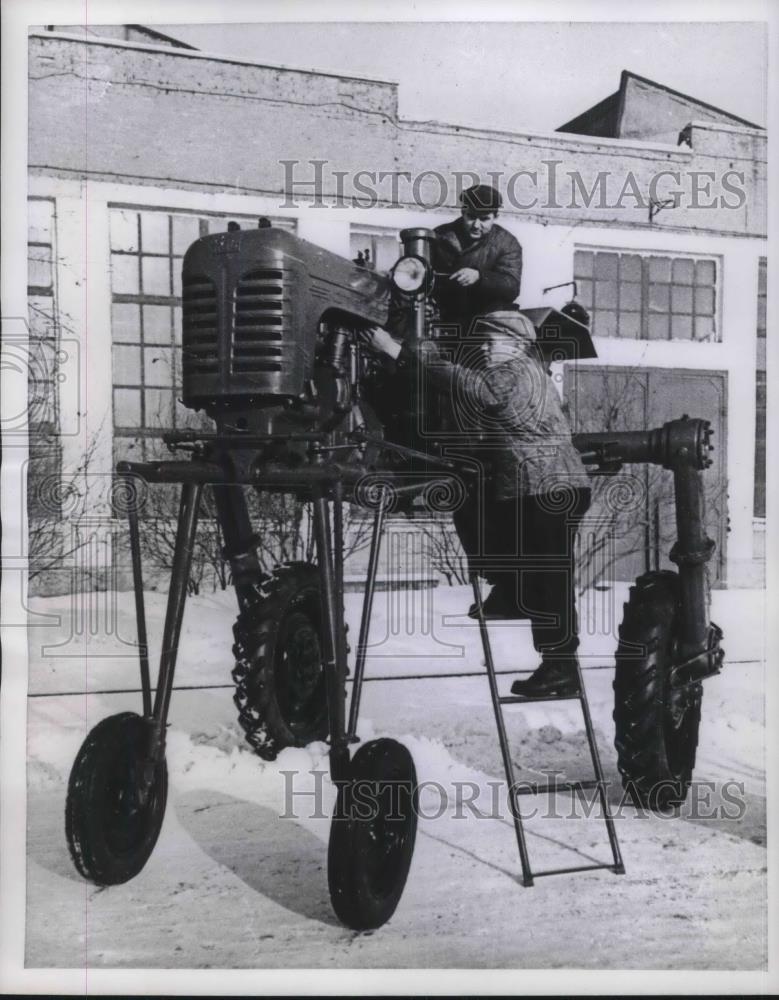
[65,712,168,885]
[328,738,418,931]
[233,562,329,761]
[613,570,703,811]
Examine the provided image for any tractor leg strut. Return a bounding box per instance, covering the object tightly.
[670,465,716,658]
[125,472,152,718]
[212,482,264,610]
[312,488,349,781]
[145,483,202,775]
[347,488,387,741]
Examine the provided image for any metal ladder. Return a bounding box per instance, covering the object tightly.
[470,575,625,886]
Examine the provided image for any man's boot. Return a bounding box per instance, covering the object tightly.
[510,657,580,698]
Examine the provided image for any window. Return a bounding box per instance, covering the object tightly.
[27,198,58,429]
[27,197,61,521]
[574,249,718,341]
[754,256,766,519]
[110,208,295,463]
[349,225,402,274]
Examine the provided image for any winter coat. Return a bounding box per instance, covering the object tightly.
[399,311,590,501]
[431,219,523,332]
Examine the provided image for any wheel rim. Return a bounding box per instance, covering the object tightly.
[663,683,700,780]
[102,739,157,858]
[361,785,414,898]
[275,604,325,735]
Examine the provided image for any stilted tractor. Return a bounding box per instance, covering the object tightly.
[65,221,724,930]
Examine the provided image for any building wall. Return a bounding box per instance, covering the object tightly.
[27,32,767,590]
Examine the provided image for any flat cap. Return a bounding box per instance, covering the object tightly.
[461,183,502,214]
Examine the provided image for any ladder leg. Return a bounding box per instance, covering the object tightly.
[471,574,535,886]
[575,661,625,874]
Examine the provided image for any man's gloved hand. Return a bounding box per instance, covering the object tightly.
[449,267,480,287]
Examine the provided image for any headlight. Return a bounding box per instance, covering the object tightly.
[392,256,427,293]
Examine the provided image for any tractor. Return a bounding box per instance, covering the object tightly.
[65,221,724,930]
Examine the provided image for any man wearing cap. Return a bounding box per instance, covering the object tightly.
[432,183,523,337]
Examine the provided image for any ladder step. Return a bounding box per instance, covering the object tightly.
[513,780,600,796]
[499,693,581,704]
[531,863,616,879]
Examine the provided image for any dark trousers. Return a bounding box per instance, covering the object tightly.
[454,487,591,660]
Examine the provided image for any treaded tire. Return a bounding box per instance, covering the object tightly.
[65,712,168,885]
[232,562,329,761]
[328,738,418,931]
[613,570,704,811]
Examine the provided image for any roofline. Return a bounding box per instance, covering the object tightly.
[556,89,621,133]
[618,69,764,130]
[124,24,199,50]
[28,29,400,89]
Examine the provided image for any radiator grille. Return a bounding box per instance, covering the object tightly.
[233,268,286,374]
[182,274,218,376]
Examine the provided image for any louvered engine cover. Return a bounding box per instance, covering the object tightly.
[181,227,390,416]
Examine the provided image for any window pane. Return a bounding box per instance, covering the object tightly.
[577,278,593,308]
[574,251,593,278]
[694,317,715,342]
[757,258,767,337]
[173,305,182,345]
[648,257,671,282]
[141,212,170,254]
[114,388,142,426]
[594,310,617,337]
[172,214,202,255]
[28,200,53,243]
[694,286,715,315]
[648,315,669,340]
[28,245,52,288]
[141,256,171,296]
[110,210,139,252]
[620,282,641,311]
[28,297,57,339]
[670,315,693,340]
[594,280,617,309]
[671,285,693,314]
[144,346,174,387]
[695,260,715,285]
[145,388,174,429]
[648,283,670,313]
[143,304,173,344]
[114,435,145,463]
[618,313,641,339]
[111,254,140,294]
[620,254,642,281]
[172,266,183,299]
[112,303,141,342]
[112,344,141,384]
[672,258,694,284]
[373,235,402,273]
[593,253,618,279]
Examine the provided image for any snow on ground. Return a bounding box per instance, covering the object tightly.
[25,584,766,969]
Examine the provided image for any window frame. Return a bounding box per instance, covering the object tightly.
[573,246,721,343]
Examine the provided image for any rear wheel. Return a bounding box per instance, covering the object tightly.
[328,738,418,930]
[65,712,167,885]
[233,562,329,760]
[613,571,713,811]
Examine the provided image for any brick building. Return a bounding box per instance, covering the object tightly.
[27,27,767,591]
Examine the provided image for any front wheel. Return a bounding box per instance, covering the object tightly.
[65,712,168,885]
[232,562,329,760]
[328,739,418,931]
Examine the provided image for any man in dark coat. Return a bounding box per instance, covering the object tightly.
[431,184,523,336]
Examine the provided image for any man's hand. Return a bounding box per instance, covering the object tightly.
[363,326,402,360]
[449,267,480,287]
